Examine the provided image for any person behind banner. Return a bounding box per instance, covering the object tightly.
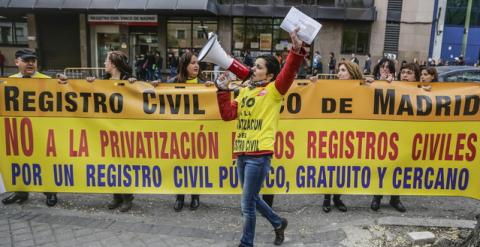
[2,49,58,207]
[166,51,214,85]
[399,62,420,82]
[100,51,135,212]
[420,67,438,91]
[366,58,407,212]
[216,28,305,247]
[164,51,213,212]
[309,61,363,213]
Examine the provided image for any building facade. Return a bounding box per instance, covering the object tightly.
[430,0,480,65]
[0,0,438,76]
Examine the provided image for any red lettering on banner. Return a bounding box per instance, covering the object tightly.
[100,130,108,156]
[285,131,295,159]
[46,129,56,157]
[455,133,466,161]
[274,131,295,159]
[69,129,88,157]
[389,132,399,160]
[365,132,376,159]
[306,130,399,160]
[136,132,146,158]
[319,131,327,158]
[96,130,218,160]
[411,133,477,161]
[345,131,355,158]
[110,131,119,156]
[170,132,179,159]
[467,134,477,161]
[355,132,365,159]
[307,131,316,158]
[20,118,34,156]
[5,118,19,156]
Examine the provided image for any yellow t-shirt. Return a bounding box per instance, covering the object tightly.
[186,78,199,84]
[233,83,283,153]
[9,72,51,79]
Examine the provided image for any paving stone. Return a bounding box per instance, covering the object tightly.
[407,231,436,245]
[15,239,35,247]
[377,216,476,229]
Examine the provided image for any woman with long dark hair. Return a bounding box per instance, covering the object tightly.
[215,29,305,247]
[369,58,406,213]
[167,51,212,211]
[103,51,135,212]
[167,52,208,84]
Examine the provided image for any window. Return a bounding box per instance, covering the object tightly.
[0,20,28,45]
[445,0,480,27]
[167,17,217,58]
[176,29,186,39]
[341,25,370,55]
[233,17,286,58]
[192,20,217,48]
[445,71,480,82]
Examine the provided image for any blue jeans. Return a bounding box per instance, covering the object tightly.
[237,154,282,247]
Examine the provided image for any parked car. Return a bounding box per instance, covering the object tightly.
[436,66,480,82]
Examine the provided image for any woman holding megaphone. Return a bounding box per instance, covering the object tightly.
[215,28,305,247]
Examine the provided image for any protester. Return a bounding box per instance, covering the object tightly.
[370,62,416,213]
[350,53,359,65]
[215,28,305,247]
[2,49,57,207]
[135,54,147,80]
[367,58,406,212]
[312,51,323,75]
[166,51,214,211]
[153,51,163,80]
[328,52,336,75]
[168,52,178,79]
[420,67,438,90]
[100,51,135,212]
[363,53,371,75]
[243,49,254,67]
[320,61,363,213]
[0,50,5,76]
[371,57,396,82]
[399,62,420,82]
[437,58,444,66]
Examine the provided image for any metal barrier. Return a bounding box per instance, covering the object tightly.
[64,67,107,79]
[315,74,338,79]
[202,71,338,81]
[201,70,226,81]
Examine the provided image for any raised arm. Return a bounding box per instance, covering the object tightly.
[275,28,306,95]
[216,91,238,121]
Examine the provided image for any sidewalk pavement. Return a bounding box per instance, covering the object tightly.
[0,193,478,247]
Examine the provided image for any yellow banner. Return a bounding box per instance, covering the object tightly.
[0,78,479,199]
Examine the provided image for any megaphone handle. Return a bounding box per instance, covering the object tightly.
[242,70,253,83]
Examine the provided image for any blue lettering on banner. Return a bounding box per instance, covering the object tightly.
[85,164,162,188]
[392,167,469,191]
[173,165,213,188]
[11,163,42,186]
[295,165,372,189]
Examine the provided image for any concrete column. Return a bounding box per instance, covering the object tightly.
[370,0,388,64]
[26,14,37,49]
[432,0,446,61]
[79,14,88,67]
[218,17,232,54]
[158,15,167,69]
